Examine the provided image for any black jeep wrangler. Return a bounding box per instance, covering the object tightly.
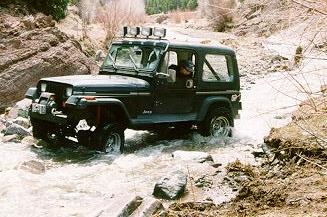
[25,27,242,153]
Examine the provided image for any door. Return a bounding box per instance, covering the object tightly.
[154,49,197,115]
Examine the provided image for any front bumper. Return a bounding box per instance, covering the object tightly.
[29,110,68,125]
[29,92,69,125]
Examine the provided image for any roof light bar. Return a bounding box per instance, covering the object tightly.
[123,26,167,39]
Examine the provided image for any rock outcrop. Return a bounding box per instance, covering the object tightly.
[0,7,98,112]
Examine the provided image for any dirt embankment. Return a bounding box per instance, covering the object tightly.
[162,93,327,217]
[222,94,327,216]
[0,3,98,112]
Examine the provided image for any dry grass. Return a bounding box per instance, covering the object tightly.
[168,10,197,23]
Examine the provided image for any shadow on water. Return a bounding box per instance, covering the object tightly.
[31,138,104,165]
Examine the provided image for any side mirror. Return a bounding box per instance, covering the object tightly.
[95,50,106,62]
[155,72,169,86]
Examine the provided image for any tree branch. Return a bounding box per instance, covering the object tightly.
[291,0,327,16]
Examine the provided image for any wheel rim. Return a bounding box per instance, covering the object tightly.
[210,116,230,137]
[104,133,121,154]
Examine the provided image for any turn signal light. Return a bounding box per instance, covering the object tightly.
[84,96,96,100]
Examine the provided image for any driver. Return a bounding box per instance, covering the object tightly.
[174,60,194,88]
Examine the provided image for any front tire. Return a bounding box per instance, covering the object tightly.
[199,107,233,137]
[31,119,48,140]
[31,119,59,142]
[94,124,125,154]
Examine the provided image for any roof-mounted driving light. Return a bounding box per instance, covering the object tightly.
[141,27,153,37]
[153,28,166,38]
[129,27,140,37]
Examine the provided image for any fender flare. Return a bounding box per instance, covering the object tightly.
[66,96,132,125]
[197,96,233,122]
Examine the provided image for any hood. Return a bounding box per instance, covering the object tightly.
[41,75,150,94]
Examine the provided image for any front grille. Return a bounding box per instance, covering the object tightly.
[45,82,68,110]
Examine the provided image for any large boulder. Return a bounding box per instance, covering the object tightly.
[153,170,187,200]
[13,116,30,128]
[4,122,31,137]
[0,12,98,112]
[7,99,32,119]
[141,199,165,217]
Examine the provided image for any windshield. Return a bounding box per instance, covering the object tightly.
[102,44,163,72]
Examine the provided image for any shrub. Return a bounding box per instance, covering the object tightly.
[29,0,69,20]
[145,0,198,15]
[95,0,145,47]
[198,0,236,32]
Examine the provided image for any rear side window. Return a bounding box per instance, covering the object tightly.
[202,54,232,82]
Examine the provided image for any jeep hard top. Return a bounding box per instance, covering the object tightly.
[25,27,242,153]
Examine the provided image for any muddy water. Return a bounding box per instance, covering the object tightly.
[0,31,326,217]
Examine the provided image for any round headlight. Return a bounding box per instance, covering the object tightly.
[40,83,47,92]
[66,87,73,97]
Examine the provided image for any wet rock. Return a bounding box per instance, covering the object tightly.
[251,148,265,158]
[117,196,143,217]
[21,136,37,146]
[153,170,187,200]
[172,151,213,163]
[140,199,165,217]
[5,122,31,137]
[156,210,168,217]
[210,162,222,168]
[194,175,213,188]
[2,134,19,143]
[13,116,30,128]
[274,115,286,120]
[0,119,6,132]
[205,197,213,202]
[7,99,32,119]
[213,169,222,176]
[234,175,250,183]
[19,160,46,174]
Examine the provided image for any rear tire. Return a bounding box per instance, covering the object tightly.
[93,124,125,154]
[199,107,233,137]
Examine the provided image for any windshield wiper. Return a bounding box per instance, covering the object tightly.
[128,54,139,73]
[107,53,117,70]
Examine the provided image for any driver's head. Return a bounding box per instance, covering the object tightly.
[180,60,194,76]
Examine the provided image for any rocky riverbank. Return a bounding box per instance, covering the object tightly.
[163,93,327,216]
[0,3,98,112]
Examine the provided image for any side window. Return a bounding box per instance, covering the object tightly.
[202,54,231,82]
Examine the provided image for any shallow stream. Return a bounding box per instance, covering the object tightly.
[0,27,325,217]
